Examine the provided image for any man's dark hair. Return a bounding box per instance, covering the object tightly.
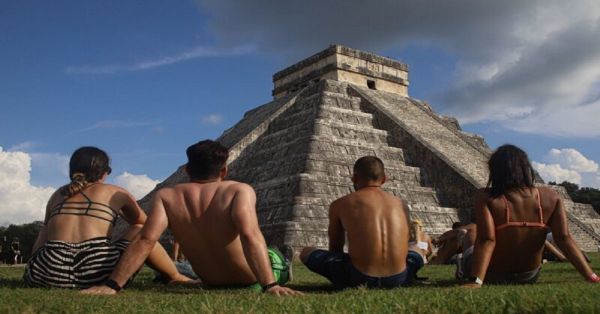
[185,140,229,180]
[353,156,385,181]
[452,222,465,229]
[487,144,535,197]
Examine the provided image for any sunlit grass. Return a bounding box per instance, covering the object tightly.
[1,254,600,313]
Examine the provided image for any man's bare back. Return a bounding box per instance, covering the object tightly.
[81,140,300,296]
[301,156,423,289]
[158,180,257,285]
[330,187,409,276]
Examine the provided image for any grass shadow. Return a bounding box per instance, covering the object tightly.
[0,277,28,289]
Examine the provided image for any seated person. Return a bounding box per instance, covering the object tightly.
[24,146,189,288]
[153,239,199,283]
[11,239,21,264]
[461,144,598,287]
[543,239,568,262]
[543,231,590,263]
[408,219,433,264]
[300,156,423,289]
[82,140,301,296]
[430,222,476,265]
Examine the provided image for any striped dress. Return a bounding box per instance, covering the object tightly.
[23,237,129,288]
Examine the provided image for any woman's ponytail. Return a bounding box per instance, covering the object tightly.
[62,172,89,197]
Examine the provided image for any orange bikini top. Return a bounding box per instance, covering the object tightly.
[495,188,546,231]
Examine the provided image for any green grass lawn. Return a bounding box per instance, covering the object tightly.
[2,255,600,313]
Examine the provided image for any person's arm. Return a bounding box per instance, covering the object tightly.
[433,229,466,246]
[170,241,180,261]
[81,192,170,295]
[328,201,345,253]
[118,188,148,227]
[426,234,434,258]
[31,226,48,254]
[548,194,597,281]
[230,184,301,296]
[544,240,567,262]
[32,189,62,252]
[463,190,496,288]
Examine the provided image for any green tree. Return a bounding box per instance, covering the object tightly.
[550,181,600,214]
[2,221,43,262]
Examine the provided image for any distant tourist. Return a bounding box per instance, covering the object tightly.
[24,146,190,288]
[408,219,433,265]
[300,156,424,289]
[459,144,599,286]
[543,231,591,263]
[11,238,21,264]
[82,140,300,296]
[430,222,476,265]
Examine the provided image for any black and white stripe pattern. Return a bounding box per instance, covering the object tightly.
[23,237,129,288]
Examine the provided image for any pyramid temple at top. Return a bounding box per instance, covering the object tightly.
[136,45,600,251]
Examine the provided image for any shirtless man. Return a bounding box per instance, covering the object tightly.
[300,156,423,289]
[82,140,301,296]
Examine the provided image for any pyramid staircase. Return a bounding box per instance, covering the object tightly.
[132,45,600,252]
[220,80,467,248]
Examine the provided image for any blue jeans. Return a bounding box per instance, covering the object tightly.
[305,249,424,289]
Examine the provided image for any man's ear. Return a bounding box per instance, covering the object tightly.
[220,166,228,179]
[351,173,357,184]
[381,175,387,185]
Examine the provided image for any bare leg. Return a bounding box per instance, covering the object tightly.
[462,227,476,250]
[430,239,460,265]
[544,240,567,261]
[120,225,190,283]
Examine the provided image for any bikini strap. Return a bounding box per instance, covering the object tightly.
[79,190,93,215]
[502,194,511,224]
[535,188,544,223]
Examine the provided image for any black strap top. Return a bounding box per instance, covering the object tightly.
[48,190,119,225]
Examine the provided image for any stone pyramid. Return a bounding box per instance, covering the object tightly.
[136,45,600,251]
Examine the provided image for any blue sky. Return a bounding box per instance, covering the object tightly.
[1,1,599,225]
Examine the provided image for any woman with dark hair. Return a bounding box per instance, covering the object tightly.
[460,144,598,286]
[24,147,190,288]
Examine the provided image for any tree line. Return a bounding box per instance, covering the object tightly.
[549,181,600,214]
[1,181,598,264]
[0,221,43,263]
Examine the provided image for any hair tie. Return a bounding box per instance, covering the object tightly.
[71,172,86,182]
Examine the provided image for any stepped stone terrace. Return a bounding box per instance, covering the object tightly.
[132,45,600,251]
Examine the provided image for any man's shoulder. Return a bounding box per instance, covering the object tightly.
[331,193,354,206]
[154,185,183,201]
[220,180,254,193]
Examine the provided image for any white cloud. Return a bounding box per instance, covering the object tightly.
[0,147,55,226]
[201,114,223,125]
[532,161,582,185]
[534,148,600,188]
[65,45,254,75]
[198,0,600,137]
[6,143,70,187]
[74,120,153,133]
[507,99,600,138]
[581,173,600,189]
[544,148,599,173]
[114,172,160,200]
[8,141,37,152]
